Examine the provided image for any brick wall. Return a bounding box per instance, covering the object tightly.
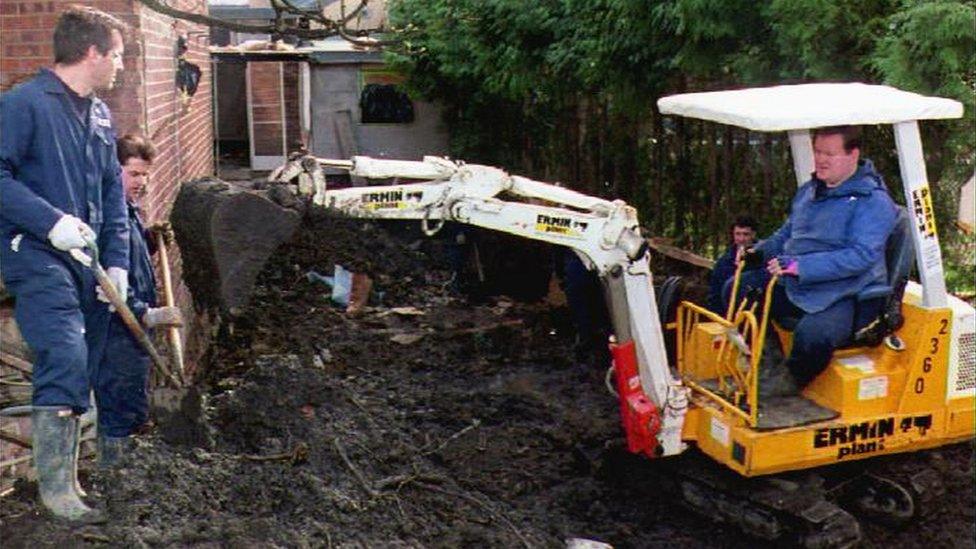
[136,0,214,374]
[1,0,215,374]
[0,1,60,91]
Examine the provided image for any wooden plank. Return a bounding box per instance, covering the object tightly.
[0,454,32,469]
[0,429,30,448]
[647,237,715,269]
[0,352,32,378]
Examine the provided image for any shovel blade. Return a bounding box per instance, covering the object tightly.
[150,386,213,449]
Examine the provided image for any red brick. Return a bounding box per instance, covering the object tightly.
[90,0,138,14]
[15,29,49,43]
[14,43,37,56]
[20,2,56,14]
[1,14,58,29]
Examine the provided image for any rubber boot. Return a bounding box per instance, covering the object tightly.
[97,434,132,469]
[32,407,106,523]
[75,394,97,497]
[72,421,86,497]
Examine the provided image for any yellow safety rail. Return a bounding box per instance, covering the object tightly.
[677,302,755,425]
[677,262,781,428]
[725,260,747,321]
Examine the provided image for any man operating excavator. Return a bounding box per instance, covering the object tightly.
[740,125,898,397]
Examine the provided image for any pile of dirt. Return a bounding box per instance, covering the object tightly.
[1,212,973,548]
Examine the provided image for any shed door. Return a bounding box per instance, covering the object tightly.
[246,62,286,170]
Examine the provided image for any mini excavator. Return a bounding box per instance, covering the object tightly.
[271,84,974,547]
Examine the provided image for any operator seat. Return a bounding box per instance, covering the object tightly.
[850,206,915,346]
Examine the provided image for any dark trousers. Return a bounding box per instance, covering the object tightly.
[765,284,855,386]
[729,275,880,387]
[561,251,610,350]
[88,308,150,437]
[2,242,105,413]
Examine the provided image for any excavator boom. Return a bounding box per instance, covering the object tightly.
[272,154,690,456]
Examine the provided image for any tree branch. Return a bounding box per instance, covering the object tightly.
[134,0,396,44]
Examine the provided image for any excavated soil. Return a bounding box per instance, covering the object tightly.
[1,211,973,548]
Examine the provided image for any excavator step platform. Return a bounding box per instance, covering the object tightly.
[756,395,838,430]
[698,379,839,430]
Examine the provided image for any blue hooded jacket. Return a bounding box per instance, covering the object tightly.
[756,159,897,314]
[708,245,737,314]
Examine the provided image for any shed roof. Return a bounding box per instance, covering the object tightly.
[210,37,383,64]
[657,83,963,132]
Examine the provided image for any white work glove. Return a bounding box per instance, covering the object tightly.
[48,215,95,251]
[69,249,93,267]
[142,306,184,328]
[96,267,128,310]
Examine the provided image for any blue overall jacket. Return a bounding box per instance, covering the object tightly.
[0,68,128,271]
[125,202,158,319]
[755,160,897,314]
[708,245,737,313]
[1,69,129,411]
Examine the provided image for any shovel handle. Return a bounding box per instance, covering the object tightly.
[92,262,181,387]
[79,237,181,387]
[156,232,186,380]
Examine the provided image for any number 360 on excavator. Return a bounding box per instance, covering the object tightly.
[271,83,974,548]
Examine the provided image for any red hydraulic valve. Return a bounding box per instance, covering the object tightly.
[610,340,662,458]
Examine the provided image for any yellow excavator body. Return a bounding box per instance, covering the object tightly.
[678,287,975,476]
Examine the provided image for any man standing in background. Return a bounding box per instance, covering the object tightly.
[708,216,759,315]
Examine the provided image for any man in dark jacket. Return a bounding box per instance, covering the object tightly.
[0,7,129,522]
[748,126,897,396]
[89,134,182,467]
[708,216,760,315]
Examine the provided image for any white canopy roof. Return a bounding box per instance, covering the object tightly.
[657,83,963,131]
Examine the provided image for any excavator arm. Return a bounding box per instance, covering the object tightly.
[272,154,689,456]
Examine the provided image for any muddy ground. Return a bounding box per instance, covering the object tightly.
[1,211,973,548]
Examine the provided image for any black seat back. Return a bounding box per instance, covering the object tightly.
[852,207,915,345]
[886,207,915,297]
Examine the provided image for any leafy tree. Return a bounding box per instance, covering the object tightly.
[386,0,975,290]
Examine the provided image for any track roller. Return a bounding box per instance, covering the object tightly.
[843,474,915,526]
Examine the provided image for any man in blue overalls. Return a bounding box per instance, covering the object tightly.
[90,134,182,467]
[0,7,129,522]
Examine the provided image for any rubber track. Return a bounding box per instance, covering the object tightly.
[667,451,862,548]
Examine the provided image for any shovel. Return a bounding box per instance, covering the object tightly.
[148,232,207,442]
[77,237,181,388]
